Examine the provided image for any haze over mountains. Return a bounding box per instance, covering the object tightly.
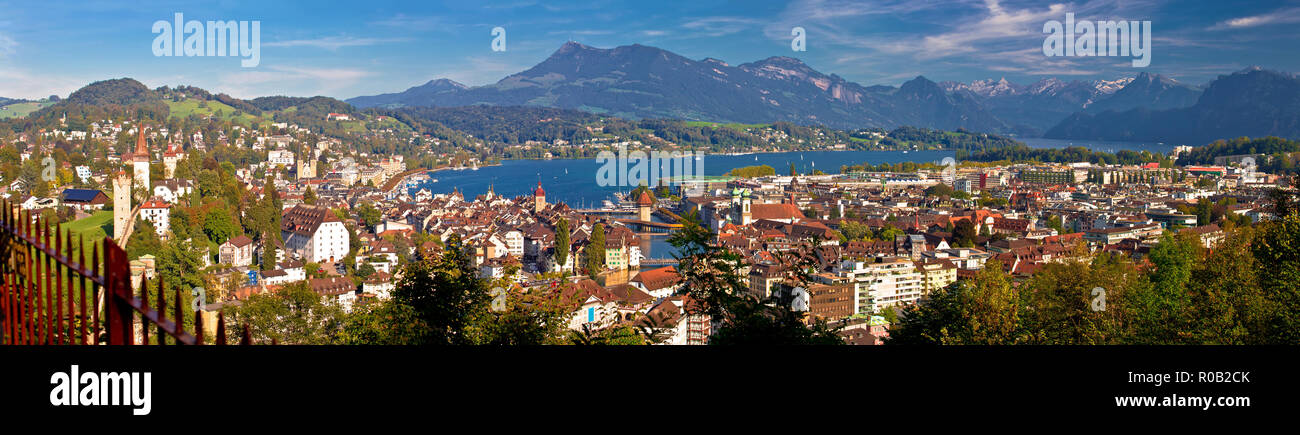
[9,41,1299,147]
[345,41,1300,145]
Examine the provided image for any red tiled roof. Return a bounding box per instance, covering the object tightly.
[636,190,654,206]
[751,203,804,220]
[282,204,340,236]
[631,266,681,292]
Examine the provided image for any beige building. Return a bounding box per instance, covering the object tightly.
[914,258,958,295]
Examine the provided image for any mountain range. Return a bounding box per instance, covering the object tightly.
[1045,67,1300,144]
[12,41,1299,147]
[939,72,1202,135]
[349,42,1017,133]
[346,42,1278,143]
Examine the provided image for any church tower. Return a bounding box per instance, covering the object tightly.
[113,170,132,241]
[162,143,183,179]
[741,189,752,225]
[132,124,151,191]
[297,158,316,181]
[533,182,546,213]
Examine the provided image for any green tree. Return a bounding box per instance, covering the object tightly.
[1194,197,1214,225]
[554,218,570,271]
[876,224,904,242]
[356,262,376,280]
[924,183,956,197]
[1185,226,1270,344]
[1129,233,1199,344]
[585,223,605,275]
[469,285,570,345]
[126,218,162,259]
[953,219,977,247]
[727,165,776,178]
[302,185,317,205]
[203,206,238,244]
[667,218,843,344]
[890,261,1021,345]
[357,203,382,229]
[226,281,346,344]
[1019,250,1138,345]
[260,230,277,270]
[839,220,871,242]
[336,299,429,345]
[391,236,491,345]
[1252,212,1300,343]
[1045,215,1065,234]
[569,324,646,345]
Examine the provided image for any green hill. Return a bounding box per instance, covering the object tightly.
[166,99,262,124]
[0,101,53,119]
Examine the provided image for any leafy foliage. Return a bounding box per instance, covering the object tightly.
[668,216,843,344]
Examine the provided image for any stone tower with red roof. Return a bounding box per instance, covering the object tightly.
[636,190,654,222]
[533,182,546,213]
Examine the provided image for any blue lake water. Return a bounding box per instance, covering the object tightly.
[408,149,956,207]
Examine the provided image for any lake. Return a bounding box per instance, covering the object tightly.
[408,149,956,207]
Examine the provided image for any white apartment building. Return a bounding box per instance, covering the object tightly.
[281,204,350,263]
[500,229,524,258]
[268,149,295,167]
[138,198,171,237]
[836,257,924,315]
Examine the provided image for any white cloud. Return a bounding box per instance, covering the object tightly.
[912,1,1068,59]
[426,56,533,87]
[546,29,616,36]
[0,32,16,57]
[218,65,374,98]
[0,67,86,99]
[1210,7,1300,30]
[369,14,463,32]
[682,17,762,38]
[264,36,410,50]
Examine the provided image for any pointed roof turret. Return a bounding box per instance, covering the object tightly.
[636,190,654,206]
[132,123,150,162]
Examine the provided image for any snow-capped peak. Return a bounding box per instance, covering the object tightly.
[1091,77,1135,94]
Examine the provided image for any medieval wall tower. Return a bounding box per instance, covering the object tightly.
[132,125,150,191]
[112,170,132,241]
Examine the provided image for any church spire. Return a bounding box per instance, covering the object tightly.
[135,122,149,157]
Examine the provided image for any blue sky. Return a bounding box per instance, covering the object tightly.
[1,0,1298,99]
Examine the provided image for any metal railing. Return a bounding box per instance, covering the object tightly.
[0,201,250,345]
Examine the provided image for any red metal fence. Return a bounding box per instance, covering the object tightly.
[0,202,249,345]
